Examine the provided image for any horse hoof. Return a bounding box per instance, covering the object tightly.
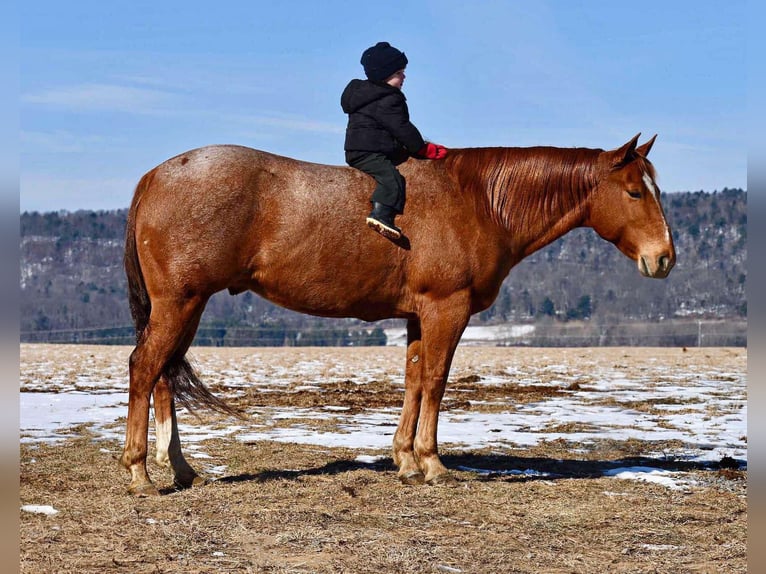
[191,475,208,487]
[399,470,425,485]
[426,473,458,486]
[174,475,208,490]
[129,483,161,497]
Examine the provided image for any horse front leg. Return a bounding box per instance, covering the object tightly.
[393,318,425,484]
[153,377,206,489]
[414,294,470,484]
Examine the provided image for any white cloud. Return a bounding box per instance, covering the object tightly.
[22,81,343,137]
[112,72,271,97]
[235,113,345,135]
[21,82,181,114]
[20,130,107,153]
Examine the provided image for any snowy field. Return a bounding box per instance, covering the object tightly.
[20,344,747,490]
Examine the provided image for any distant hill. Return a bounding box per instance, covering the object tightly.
[20,189,746,346]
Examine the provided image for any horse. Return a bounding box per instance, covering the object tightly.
[120,133,675,495]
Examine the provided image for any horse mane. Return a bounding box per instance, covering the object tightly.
[444,146,604,232]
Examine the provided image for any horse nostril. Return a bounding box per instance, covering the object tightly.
[658,254,670,272]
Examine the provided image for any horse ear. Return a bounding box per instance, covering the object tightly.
[611,133,641,166]
[636,134,657,158]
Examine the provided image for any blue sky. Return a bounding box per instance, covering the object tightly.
[20,1,747,213]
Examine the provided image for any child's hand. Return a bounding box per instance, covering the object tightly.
[417,142,448,159]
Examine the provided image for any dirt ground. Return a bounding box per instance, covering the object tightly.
[20,346,747,573]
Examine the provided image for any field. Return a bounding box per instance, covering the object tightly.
[20,344,747,573]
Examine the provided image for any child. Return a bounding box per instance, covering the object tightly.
[341,41,447,240]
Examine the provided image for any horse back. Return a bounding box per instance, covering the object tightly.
[132,145,462,319]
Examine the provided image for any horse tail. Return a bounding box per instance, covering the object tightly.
[124,170,240,417]
[164,359,240,417]
[124,170,153,344]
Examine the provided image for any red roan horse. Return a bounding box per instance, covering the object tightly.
[121,134,675,495]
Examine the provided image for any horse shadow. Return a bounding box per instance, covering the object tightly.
[207,450,744,489]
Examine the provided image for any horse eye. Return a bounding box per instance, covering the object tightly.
[627,189,642,199]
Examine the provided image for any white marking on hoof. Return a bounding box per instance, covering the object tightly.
[154,418,172,468]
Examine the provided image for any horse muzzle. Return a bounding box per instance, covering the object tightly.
[638,252,675,279]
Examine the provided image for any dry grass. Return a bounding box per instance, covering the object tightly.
[20,438,747,574]
[20,345,747,573]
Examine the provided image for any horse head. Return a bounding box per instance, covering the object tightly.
[587,134,676,278]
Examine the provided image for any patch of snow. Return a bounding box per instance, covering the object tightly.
[640,544,683,552]
[355,454,387,464]
[20,392,126,443]
[641,544,683,552]
[603,467,692,490]
[21,505,59,516]
[456,466,555,478]
[385,324,536,346]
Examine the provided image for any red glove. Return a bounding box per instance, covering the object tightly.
[417,142,448,159]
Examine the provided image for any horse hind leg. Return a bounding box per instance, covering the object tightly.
[152,304,207,489]
[153,376,206,489]
[120,296,206,496]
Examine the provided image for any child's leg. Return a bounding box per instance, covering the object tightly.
[347,153,405,213]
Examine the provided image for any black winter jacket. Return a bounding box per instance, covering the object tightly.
[341,79,425,163]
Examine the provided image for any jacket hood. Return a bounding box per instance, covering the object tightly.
[341,79,402,113]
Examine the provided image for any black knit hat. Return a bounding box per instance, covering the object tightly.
[360,42,408,82]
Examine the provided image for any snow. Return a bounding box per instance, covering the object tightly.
[603,467,692,490]
[20,392,126,443]
[21,505,59,516]
[385,325,536,346]
[19,345,747,491]
[456,466,555,478]
[356,454,387,464]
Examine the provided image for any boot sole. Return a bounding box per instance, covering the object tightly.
[366,217,402,240]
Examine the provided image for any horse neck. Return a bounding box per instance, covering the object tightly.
[448,147,599,257]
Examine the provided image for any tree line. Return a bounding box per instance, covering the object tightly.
[20,189,746,346]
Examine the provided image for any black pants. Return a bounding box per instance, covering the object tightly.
[346,151,406,214]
